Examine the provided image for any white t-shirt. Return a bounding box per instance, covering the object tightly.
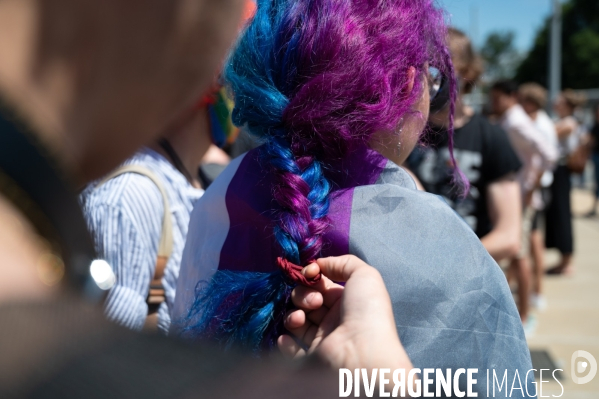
[500,104,558,196]
[534,110,558,187]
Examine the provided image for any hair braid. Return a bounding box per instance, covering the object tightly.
[263,133,331,266]
[182,0,461,353]
[182,132,331,352]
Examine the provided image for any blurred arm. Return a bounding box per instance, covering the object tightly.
[555,118,576,139]
[480,176,522,262]
[86,203,154,330]
[511,119,559,171]
[83,176,164,330]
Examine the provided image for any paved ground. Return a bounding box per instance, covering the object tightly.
[526,188,599,398]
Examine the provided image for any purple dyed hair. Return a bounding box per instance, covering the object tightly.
[228,0,464,263]
[185,0,466,351]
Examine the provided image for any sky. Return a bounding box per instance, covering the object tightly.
[439,0,555,53]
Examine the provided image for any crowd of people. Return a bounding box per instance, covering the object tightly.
[408,29,594,336]
[0,0,597,397]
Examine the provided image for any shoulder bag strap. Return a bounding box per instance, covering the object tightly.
[95,165,173,325]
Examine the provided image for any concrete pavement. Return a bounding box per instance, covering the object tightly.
[526,189,599,398]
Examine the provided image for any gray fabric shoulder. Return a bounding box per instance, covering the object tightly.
[350,183,519,335]
[348,183,532,394]
[375,160,417,189]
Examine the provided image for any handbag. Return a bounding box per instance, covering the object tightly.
[567,134,591,174]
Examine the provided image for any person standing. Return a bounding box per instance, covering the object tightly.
[81,0,256,333]
[410,28,523,262]
[172,4,535,395]
[489,80,558,325]
[545,89,587,275]
[519,82,558,310]
[81,104,207,333]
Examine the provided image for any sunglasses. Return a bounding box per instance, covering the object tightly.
[428,66,450,113]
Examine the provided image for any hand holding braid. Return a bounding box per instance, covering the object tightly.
[182,134,332,351]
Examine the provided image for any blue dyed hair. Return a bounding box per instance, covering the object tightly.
[184,0,458,352]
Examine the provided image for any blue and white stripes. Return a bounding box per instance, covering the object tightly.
[81,148,203,333]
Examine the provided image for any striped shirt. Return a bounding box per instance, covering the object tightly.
[81,148,203,333]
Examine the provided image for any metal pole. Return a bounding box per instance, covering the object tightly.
[548,0,562,111]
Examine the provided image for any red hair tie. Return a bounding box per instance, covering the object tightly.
[276,257,321,287]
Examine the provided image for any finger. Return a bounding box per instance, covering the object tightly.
[286,306,329,332]
[305,305,329,326]
[291,286,323,310]
[302,263,321,280]
[285,296,329,347]
[301,323,320,349]
[295,262,346,310]
[316,254,380,283]
[284,312,321,350]
[306,301,342,355]
[284,308,306,330]
[277,334,306,358]
[305,273,344,309]
[284,310,313,341]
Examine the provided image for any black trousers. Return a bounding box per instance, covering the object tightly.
[545,164,573,254]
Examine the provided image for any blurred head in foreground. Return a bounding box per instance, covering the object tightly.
[0,0,244,302]
[0,0,245,183]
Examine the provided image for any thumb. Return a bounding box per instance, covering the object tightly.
[315,255,377,282]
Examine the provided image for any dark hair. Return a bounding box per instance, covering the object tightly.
[491,80,519,96]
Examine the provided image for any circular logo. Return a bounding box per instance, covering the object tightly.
[571,350,597,385]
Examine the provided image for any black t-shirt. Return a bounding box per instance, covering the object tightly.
[408,114,522,238]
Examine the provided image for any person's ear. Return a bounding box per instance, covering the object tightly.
[406,66,416,94]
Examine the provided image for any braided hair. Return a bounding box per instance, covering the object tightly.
[184,0,462,351]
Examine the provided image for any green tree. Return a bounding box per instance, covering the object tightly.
[480,31,521,80]
[515,0,599,89]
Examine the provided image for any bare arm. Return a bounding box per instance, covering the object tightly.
[524,170,544,208]
[480,176,522,262]
[555,119,576,139]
